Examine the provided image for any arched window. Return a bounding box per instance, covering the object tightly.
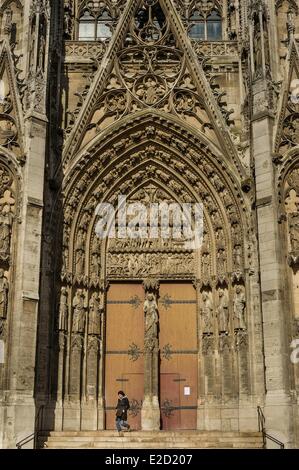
[189,9,222,41]
[97,10,112,40]
[189,10,205,40]
[78,10,95,41]
[207,10,222,40]
[78,9,113,41]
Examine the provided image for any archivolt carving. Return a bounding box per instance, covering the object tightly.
[61,134,248,293]
[279,162,299,348]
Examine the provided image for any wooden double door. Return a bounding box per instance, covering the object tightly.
[104,282,198,430]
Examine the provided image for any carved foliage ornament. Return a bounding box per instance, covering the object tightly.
[0,85,18,150]
[279,97,299,152]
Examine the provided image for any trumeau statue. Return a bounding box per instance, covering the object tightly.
[144,292,159,350]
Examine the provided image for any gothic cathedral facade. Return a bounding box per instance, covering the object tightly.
[0,0,299,448]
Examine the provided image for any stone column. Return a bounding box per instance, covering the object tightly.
[141,279,160,431]
[252,79,292,446]
[81,286,105,431]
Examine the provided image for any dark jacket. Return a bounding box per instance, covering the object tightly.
[115,396,130,421]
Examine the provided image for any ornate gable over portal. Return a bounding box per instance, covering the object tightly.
[63,0,246,177]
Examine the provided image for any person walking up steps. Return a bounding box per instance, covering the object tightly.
[115,390,131,436]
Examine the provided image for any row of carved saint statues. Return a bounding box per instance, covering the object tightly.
[57,283,247,338]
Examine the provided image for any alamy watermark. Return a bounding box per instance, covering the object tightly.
[94,195,203,250]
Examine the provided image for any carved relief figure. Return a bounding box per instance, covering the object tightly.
[217,248,226,273]
[201,291,214,334]
[0,269,9,320]
[233,244,242,269]
[201,252,210,277]
[75,250,84,275]
[253,18,263,77]
[58,287,68,331]
[144,293,159,350]
[88,292,102,336]
[90,253,100,280]
[72,289,86,333]
[233,286,246,330]
[75,230,85,275]
[218,289,229,333]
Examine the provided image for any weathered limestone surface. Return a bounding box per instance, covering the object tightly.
[0,0,299,449]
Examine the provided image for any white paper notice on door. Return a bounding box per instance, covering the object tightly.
[184,386,190,396]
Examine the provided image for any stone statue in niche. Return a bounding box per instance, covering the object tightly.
[289,213,299,251]
[62,246,69,272]
[29,23,36,73]
[72,289,86,333]
[0,198,14,260]
[90,253,100,280]
[75,230,85,275]
[0,269,9,320]
[233,244,242,269]
[253,17,263,77]
[58,287,68,331]
[201,291,214,334]
[144,293,159,351]
[37,19,47,74]
[217,248,226,273]
[64,0,73,38]
[233,286,246,330]
[253,12,270,79]
[88,292,102,336]
[202,252,210,277]
[75,250,84,275]
[218,289,229,333]
[232,223,241,242]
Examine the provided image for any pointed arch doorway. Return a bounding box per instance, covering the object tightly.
[104,278,198,431]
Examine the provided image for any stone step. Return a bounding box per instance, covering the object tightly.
[46,435,262,442]
[43,430,263,449]
[46,431,261,438]
[45,441,263,449]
